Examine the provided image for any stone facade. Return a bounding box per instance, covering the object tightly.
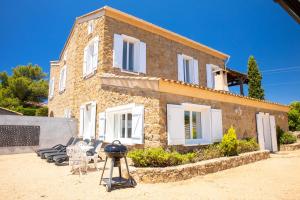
[126,150,270,183]
[48,8,289,149]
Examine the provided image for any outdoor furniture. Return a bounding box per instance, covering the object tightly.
[36,137,75,156]
[53,139,103,166]
[99,140,135,192]
[67,141,93,175]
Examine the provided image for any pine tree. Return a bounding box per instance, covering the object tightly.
[247,56,265,100]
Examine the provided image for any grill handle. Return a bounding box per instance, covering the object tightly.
[112,140,121,145]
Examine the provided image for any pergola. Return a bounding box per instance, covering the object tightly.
[226,68,249,96]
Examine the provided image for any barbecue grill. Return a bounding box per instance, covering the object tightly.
[99,140,135,192]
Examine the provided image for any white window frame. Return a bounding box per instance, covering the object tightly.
[58,65,66,93]
[88,20,94,35]
[48,77,55,99]
[182,55,193,84]
[105,103,143,145]
[83,36,99,79]
[64,108,72,118]
[121,35,140,74]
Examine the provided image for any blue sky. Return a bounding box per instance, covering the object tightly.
[0,0,299,104]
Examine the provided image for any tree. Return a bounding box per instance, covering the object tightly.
[0,64,48,115]
[247,56,265,100]
[288,101,300,131]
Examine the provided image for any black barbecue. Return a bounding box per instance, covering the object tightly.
[99,140,135,192]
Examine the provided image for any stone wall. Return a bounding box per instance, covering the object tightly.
[127,150,270,183]
[102,16,225,87]
[159,93,288,146]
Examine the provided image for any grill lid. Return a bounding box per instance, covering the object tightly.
[104,140,127,153]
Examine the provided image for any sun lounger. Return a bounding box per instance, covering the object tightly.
[36,137,75,156]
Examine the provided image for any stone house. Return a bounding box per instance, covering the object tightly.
[48,6,289,150]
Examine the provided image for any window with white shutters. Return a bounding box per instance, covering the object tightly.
[178,54,199,85]
[113,34,146,74]
[88,20,94,35]
[83,36,99,78]
[49,77,55,99]
[167,103,222,146]
[102,103,144,145]
[59,66,67,93]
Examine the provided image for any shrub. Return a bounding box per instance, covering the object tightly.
[220,126,238,156]
[288,101,300,131]
[237,138,259,154]
[194,144,223,162]
[279,132,297,144]
[127,147,196,167]
[36,107,48,116]
[18,107,37,116]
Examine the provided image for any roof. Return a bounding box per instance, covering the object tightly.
[56,6,229,62]
[275,0,300,24]
[0,107,23,115]
[226,67,249,86]
[100,73,289,112]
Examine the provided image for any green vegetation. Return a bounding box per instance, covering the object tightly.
[128,127,259,167]
[247,56,264,100]
[127,147,196,167]
[288,101,300,131]
[219,126,238,156]
[0,64,48,116]
[237,138,259,154]
[279,132,297,145]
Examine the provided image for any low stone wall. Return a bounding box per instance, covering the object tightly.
[280,141,300,151]
[127,150,270,183]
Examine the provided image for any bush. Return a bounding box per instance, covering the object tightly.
[18,107,37,116]
[237,138,259,154]
[36,107,48,116]
[127,147,196,167]
[288,101,300,131]
[194,144,223,162]
[279,132,297,144]
[220,126,238,156]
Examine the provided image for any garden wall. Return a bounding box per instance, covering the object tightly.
[126,150,270,183]
[0,115,77,154]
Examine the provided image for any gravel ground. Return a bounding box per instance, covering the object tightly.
[0,150,300,200]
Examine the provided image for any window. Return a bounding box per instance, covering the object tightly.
[114,112,132,139]
[101,103,144,145]
[122,40,135,71]
[113,34,146,74]
[183,58,192,83]
[59,66,66,92]
[88,20,94,34]
[178,54,199,84]
[83,37,99,77]
[49,77,55,99]
[79,102,97,140]
[167,103,223,146]
[184,111,202,140]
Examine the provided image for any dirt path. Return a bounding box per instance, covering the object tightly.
[1,150,300,200]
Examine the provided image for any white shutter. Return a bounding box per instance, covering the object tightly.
[92,38,99,71]
[177,54,184,81]
[193,59,199,84]
[269,115,278,152]
[262,113,272,150]
[49,78,54,98]
[105,112,115,143]
[134,41,140,72]
[58,69,62,92]
[83,46,87,76]
[99,112,106,140]
[62,66,67,90]
[256,112,265,150]
[90,102,97,139]
[206,64,213,88]
[132,105,144,144]
[167,104,185,145]
[211,109,223,142]
[139,42,146,74]
[79,106,85,137]
[201,108,212,143]
[113,34,123,68]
